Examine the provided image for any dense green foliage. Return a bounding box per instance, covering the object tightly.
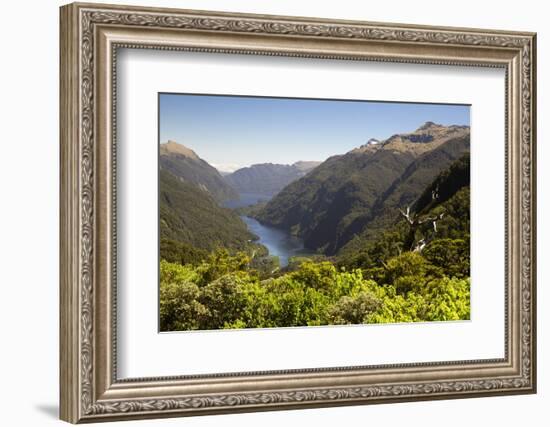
[337,184,470,277]
[160,250,470,331]
[160,238,208,266]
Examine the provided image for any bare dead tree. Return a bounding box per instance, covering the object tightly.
[399,208,444,252]
[399,185,444,252]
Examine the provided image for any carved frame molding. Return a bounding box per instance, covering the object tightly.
[60,2,536,423]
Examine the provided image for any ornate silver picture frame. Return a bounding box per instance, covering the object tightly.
[60,2,536,423]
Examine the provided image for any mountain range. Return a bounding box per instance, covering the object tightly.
[224,161,321,197]
[158,122,469,261]
[255,122,470,254]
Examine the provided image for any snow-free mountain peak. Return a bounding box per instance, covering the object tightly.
[416,121,440,131]
[160,140,238,202]
[160,140,200,161]
[382,122,470,154]
[351,138,382,154]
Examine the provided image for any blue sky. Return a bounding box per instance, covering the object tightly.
[159,93,470,172]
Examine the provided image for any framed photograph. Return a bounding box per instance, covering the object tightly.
[60,2,537,423]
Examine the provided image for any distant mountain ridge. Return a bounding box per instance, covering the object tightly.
[160,140,238,202]
[256,122,470,254]
[224,161,321,197]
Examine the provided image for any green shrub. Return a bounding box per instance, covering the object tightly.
[159,251,470,331]
[422,238,470,278]
[329,291,383,324]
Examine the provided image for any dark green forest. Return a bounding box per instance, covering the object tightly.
[160,169,257,252]
[159,123,471,331]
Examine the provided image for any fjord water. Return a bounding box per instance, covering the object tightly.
[240,216,311,267]
[223,193,271,209]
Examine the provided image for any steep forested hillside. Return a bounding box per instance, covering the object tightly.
[159,169,255,253]
[160,141,238,203]
[339,153,470,276]
[338,134,470,250]
[225,161,320,196]
[256,148,414,253]
[256,123,470,254]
